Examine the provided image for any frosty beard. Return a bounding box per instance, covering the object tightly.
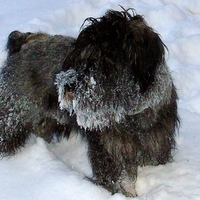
[56,63,173,131]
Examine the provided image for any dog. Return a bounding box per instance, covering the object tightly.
[0,31,78,156]
[56,8,179,197]
[0,8,179,197]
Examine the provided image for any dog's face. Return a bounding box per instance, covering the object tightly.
[6,30,51,56]
[56,9,171,130]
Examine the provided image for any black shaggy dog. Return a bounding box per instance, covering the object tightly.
[0,31,77,156]
[56,9,179,197]
[0,8,179,198]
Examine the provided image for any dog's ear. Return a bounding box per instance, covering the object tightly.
[6,31,32,56]
[128,15,166,93]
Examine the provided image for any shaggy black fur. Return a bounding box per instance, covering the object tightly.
[56,8,180,197]
[0,31,77,156]
[0,8,179,198]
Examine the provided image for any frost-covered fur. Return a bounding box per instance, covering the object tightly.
[0,31,77,156]
[56,65,173,130]
[56,9,179,197]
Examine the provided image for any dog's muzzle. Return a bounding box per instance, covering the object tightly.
[55,69,78,113]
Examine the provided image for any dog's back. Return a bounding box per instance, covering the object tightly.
[0,31,76,156]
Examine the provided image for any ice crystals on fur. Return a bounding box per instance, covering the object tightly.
[56,69,78,114]
[56,63,173,131]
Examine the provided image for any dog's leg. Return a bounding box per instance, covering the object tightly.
[0,116,30,157]
[87,129,138,197]
[0,93,31,156]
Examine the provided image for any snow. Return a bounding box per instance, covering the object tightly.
[0,0,200,199]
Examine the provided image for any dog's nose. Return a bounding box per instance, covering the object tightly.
[64,80,76,93]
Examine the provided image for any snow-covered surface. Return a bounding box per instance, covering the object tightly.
[0,0,200,199]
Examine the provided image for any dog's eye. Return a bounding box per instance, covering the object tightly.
[64,83,75,93]
[64,84,70,92]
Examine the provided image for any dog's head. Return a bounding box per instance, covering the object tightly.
[6,31,50,56]
[56,8,172,130]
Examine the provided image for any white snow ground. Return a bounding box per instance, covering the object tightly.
[0,0,200,199]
